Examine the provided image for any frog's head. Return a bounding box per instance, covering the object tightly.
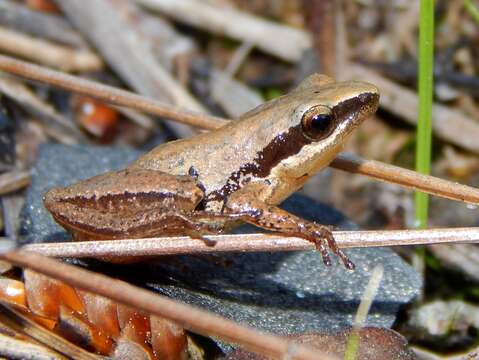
[246,74,379,184]
[283,74,379,172]
[194,73,379,204]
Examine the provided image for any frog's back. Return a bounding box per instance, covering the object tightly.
[130,75,379,203]
[129,117,267,195]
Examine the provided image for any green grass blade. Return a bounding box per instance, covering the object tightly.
[344,266,384,360]
[464,0,479,24]
[415,0,435,229]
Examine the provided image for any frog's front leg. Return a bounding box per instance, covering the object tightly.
[222,185,355,270]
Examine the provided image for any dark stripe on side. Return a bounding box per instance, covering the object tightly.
[206,124,312,201]
[206,92,379,203]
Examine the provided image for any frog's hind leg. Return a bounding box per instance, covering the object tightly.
[175,213,229,247]
[149,210,242,248]
[223,187,355,270]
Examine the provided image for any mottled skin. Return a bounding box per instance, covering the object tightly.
[44,74,379,269]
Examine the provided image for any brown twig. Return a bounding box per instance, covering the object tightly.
[330,153,479,205]
[19,227,479,259]
[1,54,478,205]
[0,170,31,196]
[0,54,226,130]
[0,26,101,72]
[0,250,337,360]
[303,0,336,76]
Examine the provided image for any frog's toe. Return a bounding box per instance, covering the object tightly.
[337,249,355,270]
[314,228,355,270]
[310,236,332,266]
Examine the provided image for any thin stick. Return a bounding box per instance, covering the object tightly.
[0,305,99,360]
[0,54,226,130]
[56,0,207,138]
[1,55,478,205]
[330,153,479,205]
[0,331,68,360]
[0,74,84,143]
[19,227,479,259]
[0,250,336,360]
[0,1,88,48]
[0,26,101,72]
[134,0,311,62]
[224,41,254,77]
[0,170,31,196]
[304,0,336,77]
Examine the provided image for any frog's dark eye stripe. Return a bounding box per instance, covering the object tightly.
[209,106,337,202]
[300,105,336,141]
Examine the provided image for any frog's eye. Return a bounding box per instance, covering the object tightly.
[301,106,336,140]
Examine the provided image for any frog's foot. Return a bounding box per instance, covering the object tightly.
[224,186,355,269]
[180,212,235,246]
[273,222,354,270]
[310,226,355,270]
[184,232,217,247]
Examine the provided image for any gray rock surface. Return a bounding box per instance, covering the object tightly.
[20,143,421,349]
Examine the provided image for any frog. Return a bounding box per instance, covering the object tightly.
[43,74,380,269]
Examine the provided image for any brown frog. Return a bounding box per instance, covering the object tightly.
[44,74,379,269]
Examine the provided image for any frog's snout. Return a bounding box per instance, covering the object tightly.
[43,187,62,214]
